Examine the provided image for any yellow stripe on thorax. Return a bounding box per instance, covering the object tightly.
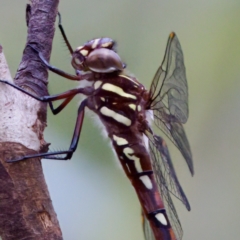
[102,83,136,99]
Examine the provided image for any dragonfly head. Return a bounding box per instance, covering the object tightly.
[71,38,126,73]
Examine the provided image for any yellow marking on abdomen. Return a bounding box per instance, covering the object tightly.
[155,213,168,226]
[123,147,142,173]
[113,135,128,146]
[139,176,153,189]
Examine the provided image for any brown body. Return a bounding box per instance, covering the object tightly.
[86,73,177,240]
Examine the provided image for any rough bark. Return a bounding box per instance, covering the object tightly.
[0,0,63,239]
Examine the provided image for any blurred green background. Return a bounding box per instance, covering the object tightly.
[0,0,240,240]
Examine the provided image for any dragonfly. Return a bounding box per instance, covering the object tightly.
[0,14,193,240]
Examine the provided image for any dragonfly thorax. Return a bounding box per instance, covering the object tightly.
[90,76,145,127]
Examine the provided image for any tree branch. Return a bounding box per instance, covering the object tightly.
[0,0,63,239]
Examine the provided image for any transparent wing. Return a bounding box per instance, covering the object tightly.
[142,211,155,240]
[148,32,188,123]
[145,132,191,240]
[154,117,193,175]
[147,32,193,175]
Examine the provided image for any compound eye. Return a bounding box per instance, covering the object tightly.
[86,48,125,73]
[71,56,84,70]
[72,52,85,70]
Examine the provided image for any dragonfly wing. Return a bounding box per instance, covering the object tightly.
[142,211,155,240]
[154,114,193,175]
[145,132,191,239]
[148,32,188,123]
[168,122,193,174]
[147,32,193,175]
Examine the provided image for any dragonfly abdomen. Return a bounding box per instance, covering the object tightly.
[110,131,177,240]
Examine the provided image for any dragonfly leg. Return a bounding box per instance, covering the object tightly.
[0,79,94,114]
[7,99,88,162]
[41,87,93,114]
[28,44,94,81]
[48,95,74,115]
